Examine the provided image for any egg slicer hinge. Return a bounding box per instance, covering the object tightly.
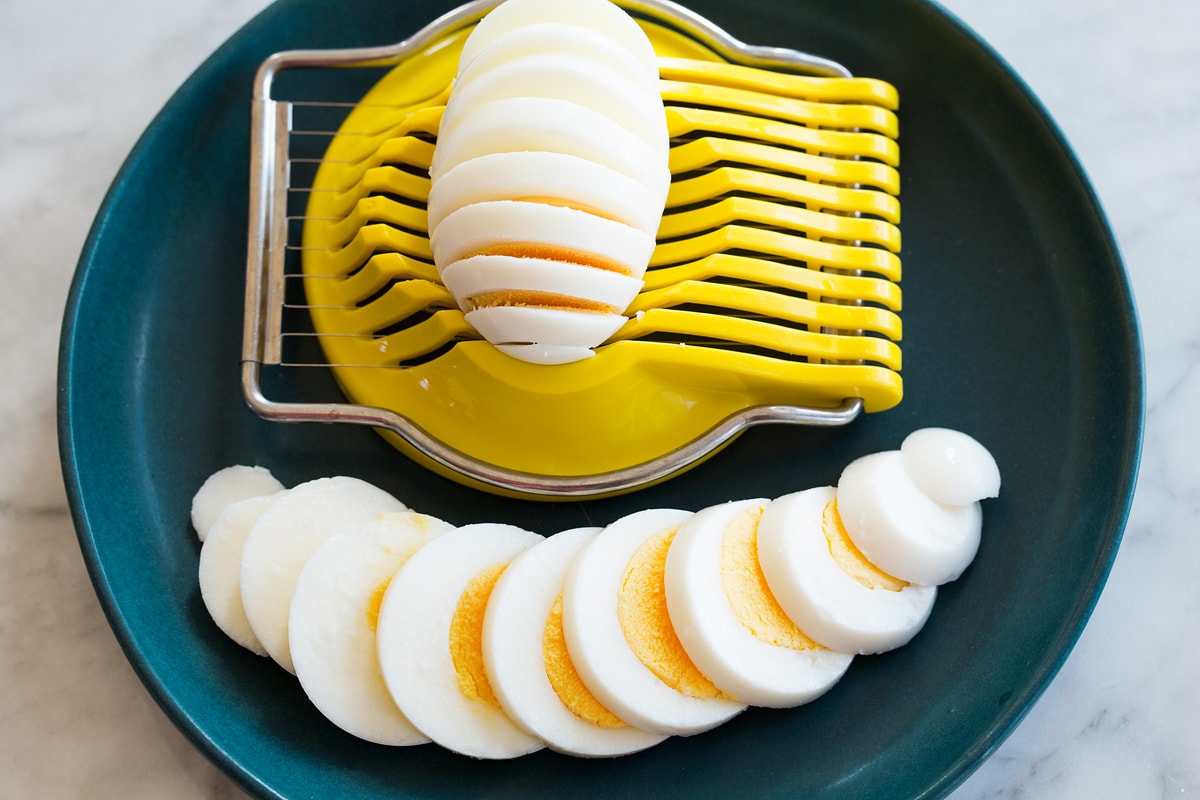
[241,0,903,498]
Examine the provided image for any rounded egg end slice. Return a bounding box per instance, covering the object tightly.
[836,451,983,586]
[900,427,1001,506]
[191,464,285,541]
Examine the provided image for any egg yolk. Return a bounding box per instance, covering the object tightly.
[719,505,823,650]
[366,515,440,632]
[449,563,507,708]
[465,242,633,275]
[366,579,390,633]
[824,500,906,591]
[619,527,731,700]
[543,596,626,728]
[467,289,618,313]
[512,195,624,225]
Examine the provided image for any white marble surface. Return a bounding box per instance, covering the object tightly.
[1,0,1196,797]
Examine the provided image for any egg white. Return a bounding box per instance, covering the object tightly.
[238,476,407,674]
[900,427,1001,507]
[440,253,644,314]
[427,151,664,238]
[376,522,545,759]
[440,51,666,155]
[456,0,659,80]
[465,305,627,361]
[561,508,746,735]
[482,527,668,756]
[430,200,655,278]
[198,493,280,656]
[455,21,660,95]
[488,343,595,365]
[190,464,284,541]
[664,498,854,707]
[756,487,937,655]
[836,451,983,586]
[428,96,670,195]
[288,511,453,746]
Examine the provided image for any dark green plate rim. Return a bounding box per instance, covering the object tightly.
[58,1,1143,798]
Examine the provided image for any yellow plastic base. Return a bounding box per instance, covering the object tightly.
[301,19,902,488]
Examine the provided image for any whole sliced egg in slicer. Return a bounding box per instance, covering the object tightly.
[241,0,903,498]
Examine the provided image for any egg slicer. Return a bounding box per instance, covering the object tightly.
[242,0,902,498]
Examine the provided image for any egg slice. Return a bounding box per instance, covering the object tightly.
[455,21,660,96]
[376,522,545,759]
[756,487,937,655]
[456,0,660,81]
[465,306,627,362]
[190,464,284,541]
[197,493,280,656]
[288,511,452,746]
[482,527,668,756]
[427,151,664,237]
[431,200,655,279]
[664,499,855,707]
[836,451,983,586]
[239,476,407,674]
[440,254,644,314]
[900,427,1001,507]
[428,96,669,195]
[423,0,669,366]
[440,51,666,155]
[562,508,746,735]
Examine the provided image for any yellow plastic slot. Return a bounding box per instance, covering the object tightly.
[301,20,903,484]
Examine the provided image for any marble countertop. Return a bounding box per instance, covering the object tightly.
[2,0,1195,797]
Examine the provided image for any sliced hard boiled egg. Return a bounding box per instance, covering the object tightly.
[288,511,451,746]
[466,306,627,362]
[427,151,664,238]
[238,476,406,674]
[456,0,659,81]
[664,499,854,707]
[440,254,644,315]
[376,522,545,759]
[428,96,669,195]
[430,200,656,279]
[440,51,666,155]
[197,493,280,656]
[455,21,660,96]
[836,451,983,586]
[756,487,937,655]
[491,343,603,365]
[562,508,746,735]
[190,464,284,541]
[482,527,668,757]
[900,427,1001,507]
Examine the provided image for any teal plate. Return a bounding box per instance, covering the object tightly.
[58,0,1143,798]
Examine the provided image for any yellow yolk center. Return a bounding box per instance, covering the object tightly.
[449,563,507,708]
[824,500,907,591]
[465,242,633,275]
[720,505,823,650]
[543,596,626,728]
[467,289,618,314]
[618,527,731,700]
[366,579,390,633]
